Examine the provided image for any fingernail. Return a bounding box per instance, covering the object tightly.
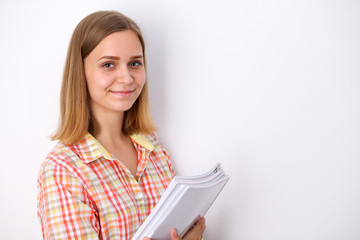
[171,229,178,238]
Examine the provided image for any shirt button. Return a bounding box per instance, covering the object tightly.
[136,193,144,199]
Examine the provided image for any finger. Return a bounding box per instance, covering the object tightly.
[182,218,206,240]
[171,229,182,240]
[193,217,206,236]
[142,238,151,240]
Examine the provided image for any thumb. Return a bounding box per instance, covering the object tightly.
[171,229,182,240]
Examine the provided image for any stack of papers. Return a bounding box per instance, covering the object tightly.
[132,163,230,240]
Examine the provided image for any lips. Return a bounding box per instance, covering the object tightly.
[109,89,135,97]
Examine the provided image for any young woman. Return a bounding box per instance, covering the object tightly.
[37,11,205,240]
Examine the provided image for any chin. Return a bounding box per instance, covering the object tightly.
[114,103,136,112]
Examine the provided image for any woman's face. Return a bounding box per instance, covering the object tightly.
[84,30,146,116]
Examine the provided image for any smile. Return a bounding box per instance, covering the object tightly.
[109,90,135,98]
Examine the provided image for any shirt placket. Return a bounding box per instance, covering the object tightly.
[131,143,152,223]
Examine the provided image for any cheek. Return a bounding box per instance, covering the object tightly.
[86,72,113,93]
[137,72,146,89]
[84,74,97,98]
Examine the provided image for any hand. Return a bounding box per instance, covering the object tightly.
[143,217,206,240]
[171,217,206,240]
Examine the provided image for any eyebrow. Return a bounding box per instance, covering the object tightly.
[131,55,144,60]
[97,55,143,62]
[97,56,120,62]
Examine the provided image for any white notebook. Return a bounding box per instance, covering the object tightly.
[131,163,230,240]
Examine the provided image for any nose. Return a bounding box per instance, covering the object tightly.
[116,64,133,84]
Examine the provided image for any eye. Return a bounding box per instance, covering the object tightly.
[129,61,143,68]
[102,62,115,69]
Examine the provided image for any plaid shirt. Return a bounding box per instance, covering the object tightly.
[37,133,175,240]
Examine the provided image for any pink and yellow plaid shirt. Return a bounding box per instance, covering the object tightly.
[37,133,175,239]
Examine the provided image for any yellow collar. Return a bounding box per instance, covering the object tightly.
[130,133,154,151]
[90,133,154,161]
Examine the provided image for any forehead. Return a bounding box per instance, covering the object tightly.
[89,30,143,59]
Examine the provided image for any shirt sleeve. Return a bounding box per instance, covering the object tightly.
[160,143,176,178]
[37,160,100,240]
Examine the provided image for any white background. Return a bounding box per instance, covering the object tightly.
[1,0,360,239]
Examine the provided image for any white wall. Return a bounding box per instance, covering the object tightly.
[1,0,359,239]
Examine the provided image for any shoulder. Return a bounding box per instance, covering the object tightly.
[138,132,175,175]
[37,142,93,207]
[143,132,163,148]
[41,143,74,167]
[38,142,85,181]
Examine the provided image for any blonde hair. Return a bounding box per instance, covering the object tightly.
[52,11,156,144]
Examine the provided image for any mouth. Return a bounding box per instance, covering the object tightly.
[109,90,135,98]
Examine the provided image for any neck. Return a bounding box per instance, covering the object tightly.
[92,108,126,144]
